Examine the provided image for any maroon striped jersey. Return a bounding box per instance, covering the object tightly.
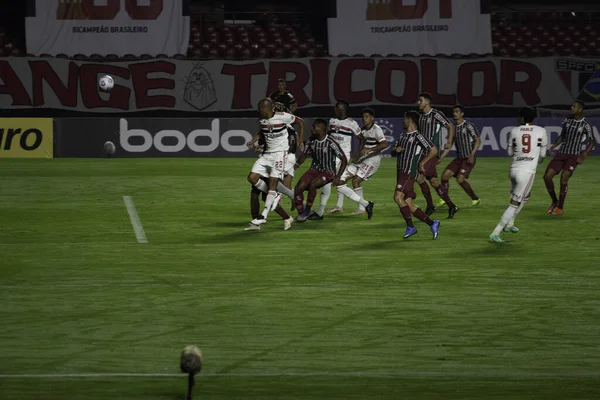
[303,135,347,173]
[557,118,593,156]
[454,120,479,158]
[394,130,434,179]
[418,108,451,155]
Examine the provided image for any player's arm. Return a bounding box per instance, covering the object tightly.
[294,141,311,169]
[292,116,305,150]
[538,130,548,162]
[391,139,403,156]
[578,125,595,164]
[437,113,454,163]
[246,130,263,149]
[507,131,515,156]
[467,124,480,164]
[288,93,297,113]
[416,134,437,173]
[549,123,566,155]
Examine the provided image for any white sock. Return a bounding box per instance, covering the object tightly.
[335,189,344,209]
[276,182,294,201]
[507,198,528,228]
[254,179,268,193]
[492,204,518,236]
[316,183,331,216]
[354,187,365,211]
[337,185,369,207]
[261,191,277,218]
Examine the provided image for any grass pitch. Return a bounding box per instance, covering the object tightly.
[1,157,600,399]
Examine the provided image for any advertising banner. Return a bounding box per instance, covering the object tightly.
[0,118,53,158]
[26,0,189,57]
[328,0,492,56]
[53,117,600,158]
[1,57,600,113]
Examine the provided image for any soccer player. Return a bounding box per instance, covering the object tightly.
[294,119,374,222]
[246,98,304,227]
[416,92,459,218]
[343,107,388,215]
[489,107,547,243]
[438,105,482,207]
[273,101,299,210]
[269,79,297,113]
[543,100,595,215]
[392,110,440,239]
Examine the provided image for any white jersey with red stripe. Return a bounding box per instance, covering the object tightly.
[508,124,548,172]
[260,111,296,153]
[328,117,361,158]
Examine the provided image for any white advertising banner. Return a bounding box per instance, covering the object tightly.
[328,0,492,56]
[26,0,189,57]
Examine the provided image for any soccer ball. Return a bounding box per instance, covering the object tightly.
[98,75,114,92]
[104,141,116,155]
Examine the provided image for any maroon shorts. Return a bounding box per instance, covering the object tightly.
[298,169,334,188]
[395,171,417,199]
[422,158,438,179]
[547,154,579,175]
[445,157,476,178]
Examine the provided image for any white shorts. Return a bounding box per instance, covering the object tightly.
[509,168,535,203]
[284,153,296,178]
[341,156,381,181]
[251,151,288,180]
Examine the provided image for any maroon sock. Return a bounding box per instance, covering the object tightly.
[435,184,456,209]
[558,184,568,209]
[413,208,434,226]
[399,205,414,227]
[442,179,449,194]
[545,179,558,203]
[251,188,261,219]
[459,181,478,200]
[274,205,290,220]
[294,192,304,212]
[307,186,318,208]
[419,181,434,207]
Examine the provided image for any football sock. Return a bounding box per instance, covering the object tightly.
[545,179,558,203]
[459,181,478,200]
[316,183,331,216]
[354,187,366,211]
[254,179,268,193]
[413,207,434,226]
[276,182,294,200]
[558,184,568,209]
[441,179,450,195]
[419,181,434,208]
[335,190,344,209]
[492,204,518,236]
[435,184,456,209]
[294,192,305,212]
[337,185,369,207]
[507,197,528,228]
[399,205,414,227]
[261,191,278,218]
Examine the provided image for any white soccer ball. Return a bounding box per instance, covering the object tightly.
[99,75,114,92]
[104,141,116,155]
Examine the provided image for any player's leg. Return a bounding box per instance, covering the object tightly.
[259,153,289,220]
[416,172,435,214]
[394,189,417,238]
[406,197,440,239]
[244,186,263,231]
[351,175,366,214]
[294,170,313,213]
[505,192,530,233]
[352,159,379,214]
[490,171,529,242]
[439,161,456,207]
[554,158,577,214]
[298,174,331,222]
[543,158,561,213]
[427,164,458,217]
[329,159,345,213]
[336,177,375,220]
[283,153,296,210]
[311,183,331,219]
[248,171,269,193]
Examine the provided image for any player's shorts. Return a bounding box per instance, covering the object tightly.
[445,157,476,178]
[509,168,536,203]
[546,153,579,175]
[341,156,382,181]
[284,153,296,178]
[422,158,438,179]
[251,151,288,179]
[298,169,334,189]
[395,171,417,199]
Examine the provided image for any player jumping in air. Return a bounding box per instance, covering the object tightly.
[543,100,595,215]
[294,119,374,222]
[490,107,548,243]
[438,105,482,208]
[246,98,304,228]
[416,92,459,218]
[392,111,441,239]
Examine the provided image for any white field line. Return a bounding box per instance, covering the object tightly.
[123,196,148,244]
[0,371,599,379]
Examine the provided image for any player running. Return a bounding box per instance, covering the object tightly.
[543,100,595,215]
[246,98,304,228]
[490,107,548,243]
[392,111,441,239]
[294,119,374,222]
[438,105,481,207]
[416,92,459,218]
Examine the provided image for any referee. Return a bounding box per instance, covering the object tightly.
[269,79,297,113]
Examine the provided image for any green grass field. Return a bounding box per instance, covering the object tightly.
[1,157,600,399]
